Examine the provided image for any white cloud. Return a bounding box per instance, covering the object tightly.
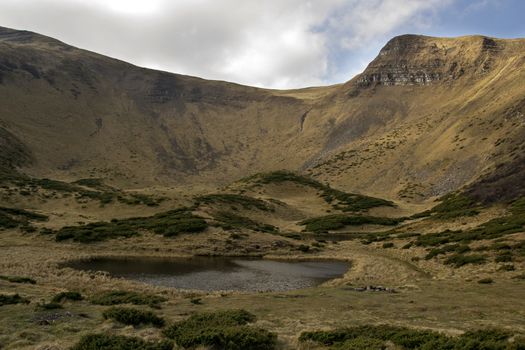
[0,0,453,88]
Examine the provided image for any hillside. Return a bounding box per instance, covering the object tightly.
[1,27,524,204]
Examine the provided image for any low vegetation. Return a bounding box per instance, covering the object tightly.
[90,290,166,309]
[0,206,47,230]
[197,193,273,211]
[103,307,165,327]
[163,309,277,350]
[213,211,277,233]
[51,291,83,303]
[299,325,524,349]
[0,293,30,306]
[71,334,173,350]
[246,171,394,212]
[0,275,36,284]
[414,193,480,219]
[54,208,207,242]
[300,214,402,233]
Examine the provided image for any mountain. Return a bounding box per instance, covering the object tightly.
[1,27,524,203]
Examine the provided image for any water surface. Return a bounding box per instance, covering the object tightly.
[65,257,349,292]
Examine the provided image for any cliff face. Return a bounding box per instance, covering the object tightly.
[356,35,507,86]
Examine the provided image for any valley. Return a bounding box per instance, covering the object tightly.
[0,26,524,349]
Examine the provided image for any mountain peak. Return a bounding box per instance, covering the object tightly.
[356,34,518,87]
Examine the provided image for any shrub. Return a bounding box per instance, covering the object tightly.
[36,302,63,310]
[382,242,394,248]
[299,325,522,349]
[426,193,480,219]
[51,291,83,303]
[477,278,494,284]
[245,171,394,212]
[336,336,386,349]
[71,334,173,350]
[213,211,276,233]
[0,275,36,284]
[0,293,30,306]
[164,309,276,350]
[90,291,166,308]
[103,307,165,327]
[444,254,486,268]
[300,214,402,233]
[197,194,272,211]
[54,208,207,242]
[0,206,48,229]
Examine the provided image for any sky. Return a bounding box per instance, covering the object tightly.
[0,0,523,89]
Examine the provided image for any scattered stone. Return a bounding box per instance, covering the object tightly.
[345,285,397,293]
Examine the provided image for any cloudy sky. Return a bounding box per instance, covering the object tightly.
[0,0,523,88]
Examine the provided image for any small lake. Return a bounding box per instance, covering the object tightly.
[64,257,349,292]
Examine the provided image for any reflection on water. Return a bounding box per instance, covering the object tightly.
[64,257,349,292]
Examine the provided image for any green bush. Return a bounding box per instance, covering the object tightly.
[0,206,48,229]
[0,293,30,306]
[90,290,166,308]
[54,208,207,242]
[197,194,273,211]
[36,302,63,310]
[103,307,165,327]
[213,211,276,233]
[245,171,394,212]
[0,275,36,284]
[300,214,402,233]
[424,244,471,260]
[71,334,173,350]
[164,309,276,350]
[426,193,480,219]
[51,291,83,303]
[299,325,522,349]
[335,336,386,349]
[478,278,494,284]
[444,254,486,268]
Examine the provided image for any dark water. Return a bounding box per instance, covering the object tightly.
[64,257,349,292]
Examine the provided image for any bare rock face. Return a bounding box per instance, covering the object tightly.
[356,34,502,87]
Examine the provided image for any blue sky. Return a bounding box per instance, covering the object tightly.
[0,0,523,88]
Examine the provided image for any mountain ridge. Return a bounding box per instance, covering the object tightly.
[1,26,524,203]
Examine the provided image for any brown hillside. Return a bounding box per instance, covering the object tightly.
[1,27,524,202]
